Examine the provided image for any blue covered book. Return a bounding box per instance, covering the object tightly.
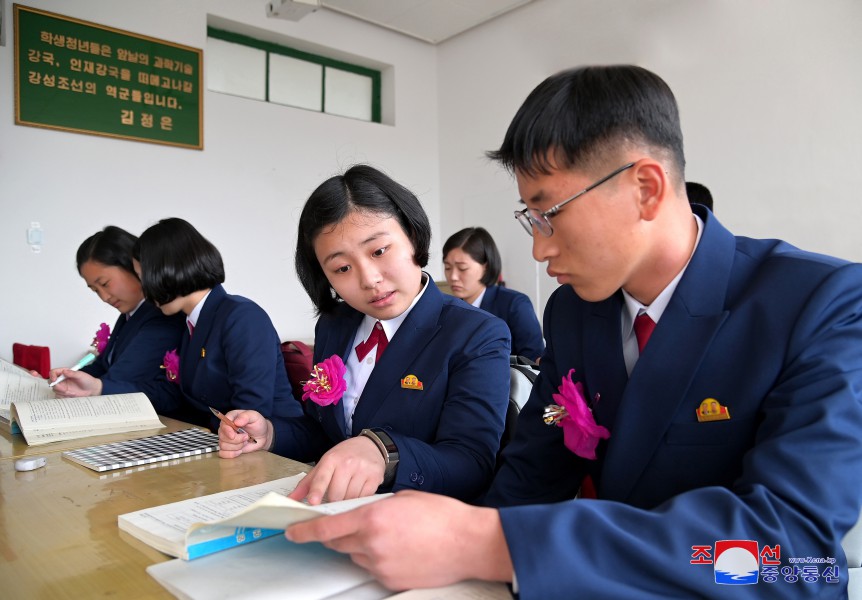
[118,474,391,560]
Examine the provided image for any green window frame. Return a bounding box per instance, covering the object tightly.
[207,26,381,123]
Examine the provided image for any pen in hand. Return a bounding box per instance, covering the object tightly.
[49,352,97,387]
[210,406,257,444]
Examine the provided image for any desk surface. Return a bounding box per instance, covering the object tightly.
[0,415,200,461]
[0,441,310,598]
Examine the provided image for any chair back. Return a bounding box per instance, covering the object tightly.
[497,356,540,470]
[12,343,50,379]
[281,340,313,403]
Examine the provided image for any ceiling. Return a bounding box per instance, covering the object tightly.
[319,0,534,44]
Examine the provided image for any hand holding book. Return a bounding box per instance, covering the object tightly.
[118,474,392,560]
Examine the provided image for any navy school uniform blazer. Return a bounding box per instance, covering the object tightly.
[271,279,511,501]
[479,285,544,361]
[486,206,862,599]
[178,285,302,430]
[80,301,185,415]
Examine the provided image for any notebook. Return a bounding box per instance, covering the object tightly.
[62,427,219,472]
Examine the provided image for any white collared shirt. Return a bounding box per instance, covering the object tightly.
[621,214,704,376]
[342,274,430,433]
[186,290,212,333]
[127,298,145,319]
[470,287,487,308]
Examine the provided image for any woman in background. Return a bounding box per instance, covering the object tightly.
[134,218,302,430]
[443,226,544,362]
[50,226,186,415]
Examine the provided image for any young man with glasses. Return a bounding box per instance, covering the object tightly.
[284,65,862,599]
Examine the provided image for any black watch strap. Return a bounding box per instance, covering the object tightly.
[360,428,399,487]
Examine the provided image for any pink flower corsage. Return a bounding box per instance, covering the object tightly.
[92,323,111,355]
[543,369,610,459]
[162,349,180,384]
[302,355,347,406]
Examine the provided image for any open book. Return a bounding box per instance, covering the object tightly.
[0,363,163,444]
[119,474,392,561]
[0,359,38,432]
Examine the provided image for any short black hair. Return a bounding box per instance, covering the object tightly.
[442,227,501,287]
[134,218,225,306]
[295,164,431,315]
[487,65,685,181]
[76,225,138,276]
[686,181,714,212]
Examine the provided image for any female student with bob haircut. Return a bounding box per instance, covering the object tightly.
[218,165,511,504]
[50,226,186,415]
[443,227,544,362]
[134,218,302,430]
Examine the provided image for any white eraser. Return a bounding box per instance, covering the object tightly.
[14,456,47,472]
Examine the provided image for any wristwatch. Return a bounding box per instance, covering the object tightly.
[360,428,399,487]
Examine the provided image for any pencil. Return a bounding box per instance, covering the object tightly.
[209,406,257,444]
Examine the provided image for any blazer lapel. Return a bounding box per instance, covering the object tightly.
[113,303,153,355]
[313,309,364,439]
[180,285,226,394]
[350,281,444,435]
[103,312,127,365]
[479,285,498,312]
[583,293,629,432]
[600,212,737,502]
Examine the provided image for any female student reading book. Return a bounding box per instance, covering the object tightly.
[218,165,511,504]
[50,226,186,415]
[443,227,544,362]
[133,218,303,430]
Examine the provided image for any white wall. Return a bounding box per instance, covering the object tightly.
[437,0,862,317]
[4,0,862,366]
[0,0,439,366]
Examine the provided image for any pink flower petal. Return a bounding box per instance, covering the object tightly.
[553,369,610,459]
[163,349,180,384]
[302,355,347,406]
[94,323,111,355]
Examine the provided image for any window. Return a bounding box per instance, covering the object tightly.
[206,27,381,123]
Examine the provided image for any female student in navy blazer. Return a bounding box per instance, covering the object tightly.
[50,226,186,415]
[134,218,302,430]
[218,165,511,504]
[443,227,544,362]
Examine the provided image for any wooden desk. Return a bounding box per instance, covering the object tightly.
[0,416,201,461]
[0,446,310,598]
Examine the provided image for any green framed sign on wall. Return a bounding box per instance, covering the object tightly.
[14,4,203,150]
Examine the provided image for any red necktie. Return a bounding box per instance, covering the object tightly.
[580,475,598,500]
[187,321,195,337]
[355,321,388,361]
[634,313,656,354]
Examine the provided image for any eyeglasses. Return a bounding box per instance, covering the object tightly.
[514,162,636,237]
